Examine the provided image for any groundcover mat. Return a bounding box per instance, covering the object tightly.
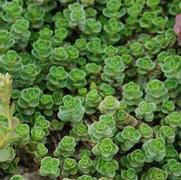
[0,0,181,180]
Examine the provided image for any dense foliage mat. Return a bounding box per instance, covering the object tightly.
[0,0,181,179]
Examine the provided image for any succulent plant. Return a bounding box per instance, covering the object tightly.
[0,0,180,179]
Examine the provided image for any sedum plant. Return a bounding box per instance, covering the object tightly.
[163,159,181,179]
[121,149,145,172]
[39,95,54,116]
[32,39,52,67]
[11,18,30,48]
[142,138,166,162]
[138,123,154,142]
[64,2,86,29]
[0,30,14,52]
[99,96,120,115]
[88,115,116,143]
[0,0,181,179]
[58,95,85,124]
[164,111,181,128]
[136,56,155,75]
[161,100,175,114]
[61,157,78,177]
[85,89,102,114]
[101,56,125,86]
[115,126,141,151]
[160,55,181,82]
[83,18,102,37]
[122,82,143,107]
[39,156,60,179]
[78,155,94,175]
[25,3,45,28]
[92,138,118,160]
[66,68,86,90]
[17,87,41,116]
[70,122,89,142]
[34,143,48,162]
[2,1,23,24]
[156,125,175,144]
[95,158,118,178]
[0,50,22,76]
[145,79,168,104]
[19,64,41,87]
[115,109,138,129]
[54,135,76,158]
[135,100,156,122]
[141,167,168,180]
[118,168,138,180]
[47,66,68,91]
[30,126,46,144]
